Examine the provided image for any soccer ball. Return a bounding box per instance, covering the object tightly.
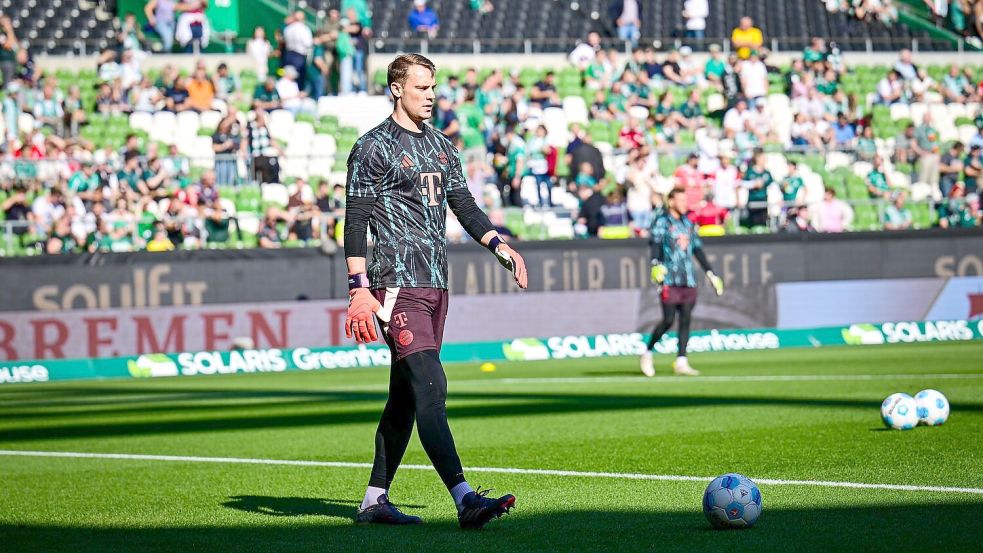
[880,393,919,430]
[915,389,950,426]
[702,473,762,529]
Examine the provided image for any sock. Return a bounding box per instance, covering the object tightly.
[676,356,688,365]
[450,481,474,510]
[360,486,387,510]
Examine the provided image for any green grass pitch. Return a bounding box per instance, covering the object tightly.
[1,341,982,552]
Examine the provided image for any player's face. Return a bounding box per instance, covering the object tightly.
[397,65,436,122]
[670,192,688,214]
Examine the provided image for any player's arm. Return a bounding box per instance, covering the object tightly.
[692,235,724,296]
[343,139,384,343]
[445,153,528,289]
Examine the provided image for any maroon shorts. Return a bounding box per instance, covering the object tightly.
[371,287,449,362]
[661,285,698,305]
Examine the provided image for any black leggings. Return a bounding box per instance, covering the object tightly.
[368,350,466,491]
[646,301,695,356]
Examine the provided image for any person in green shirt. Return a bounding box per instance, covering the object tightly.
[252,77,281,111]
[867,156,892,199]
[803,37,827,65]
[742,152,773,227]
[704,44,727,90]
[67,163,101,203]
[856,126,877,162]
[938,183,978,228]
[116,152,150,199]
[883,190,913,230]
[503,125,526,206]
[913,113,941,190]
[678,89,704,130]
[341,0,372,29]
[781,160,804,206]
[816,69,839,96]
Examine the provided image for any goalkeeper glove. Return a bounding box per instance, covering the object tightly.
[489,237,529,288]
[345,280,381,343]
[650,262,668,285]
[706,270,725,296]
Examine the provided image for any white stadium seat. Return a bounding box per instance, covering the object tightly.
[562,96,589,125]
[129,111,153,132]
[199,110,223,130]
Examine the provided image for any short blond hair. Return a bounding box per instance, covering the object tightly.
[387,54,436,89]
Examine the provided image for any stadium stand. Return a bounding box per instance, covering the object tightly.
[0,2,980,257]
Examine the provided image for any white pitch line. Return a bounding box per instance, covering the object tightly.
[2,449,982,496]
[486,373,983,385]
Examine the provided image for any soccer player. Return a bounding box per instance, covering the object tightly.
[344,54,528,529]
[639,188,724,377]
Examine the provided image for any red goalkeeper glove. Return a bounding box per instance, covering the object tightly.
[346,287,381,343]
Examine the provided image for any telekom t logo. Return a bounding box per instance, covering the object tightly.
[393,312,408,328]
[419,172,443,206]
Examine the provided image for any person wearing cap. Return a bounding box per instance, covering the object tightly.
[731,16,763,60]
[882,190,913,230]
[408,0,440,39]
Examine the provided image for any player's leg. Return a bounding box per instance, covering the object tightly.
[640,294,677,376]
[672,297,700,376]
[357,363,423,524]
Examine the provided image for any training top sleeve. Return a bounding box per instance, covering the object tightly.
[346,137,387,199]
[445,149,494,242]
[649,215,667,263]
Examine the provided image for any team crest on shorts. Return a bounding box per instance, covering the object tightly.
[398,330,414,346]
[437,152,449,165]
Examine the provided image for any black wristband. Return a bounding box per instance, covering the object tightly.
[348,273,370,290]
[486,235,504,252]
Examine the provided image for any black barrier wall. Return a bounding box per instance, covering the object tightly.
[1,229,981,312]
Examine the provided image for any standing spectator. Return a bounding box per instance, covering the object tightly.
[117,12,146,55]
[175,0,209,53]
[731,17,763,60]
[434,95,460,141]
[937,182,975,228]
[0,15,16,87]
[212,110,243,186]
[741,152,773,227]
[246,26,272,82]
[893,123,916,165]
[883,191,913,230]
[704,44,727,89]
[247,110,281,184]
[344,8,368,94]
[609,0,642,48]
[525,125,552,207]
[252,77,281,111]
[144,0,177,53]
[336,11,357,95]
[284,11,314,90]
[739,50,769,100]
[569,31,601,70]
[674,153,705,207]
[568,133,605,187]
[408,0,440,39]
[940,142,965,197]
[893,49,918,82]
[624,149,657,230]
[713,151,740,211]
[866,155,893,199]
[816,187,853,232]
[913,113,941,191]
[316,9,343,96]
[963,143,983,193]
[682,0,708,43]
[780,160,804,207]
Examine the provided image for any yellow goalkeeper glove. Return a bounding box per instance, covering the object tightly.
[707,270,724,296]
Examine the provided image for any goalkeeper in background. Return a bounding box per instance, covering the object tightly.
[640,188,724,377]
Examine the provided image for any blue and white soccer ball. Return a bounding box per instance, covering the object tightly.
[915,389,950,426]
[702,473,762,529]
[880,393,919,430]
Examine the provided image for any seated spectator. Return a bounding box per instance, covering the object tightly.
[253,77,282,111]
[678,89,705,131]
[963,143,983,193]
[739,50,769,100]
[599,188,630,229]
[867,156,893,199]
[258,206,284,248]
[569,31,601,71]
[722,98,750,139]
[816,187,853,232]
[618,118,646,150]
[575,182,605,237]
[1,186,33,237]
[62,85,88,137]
[116,151,152,199]
[893,123,916,165]
[909,69,937,103]
[531,71,560,108]
[780,160,804,207]
[832,112,857,146]
[146,223,175,252]
[937,182,976,228]
[275,65,309,115]
[940,142,965,197]
[661,50,686,86]
[691,193,730,227]
[731,16,762,60]
[434,95,460,141]
[883,190,913,230]
[589,90,614,121]
[782,205,815,233]
[704,44,727,89]
[131,77,161,112]
[186,67,215,112]
[33,84,64,136]
[289,196,317,242]
[164,76,194,112]
[408,0,440,39]
[856,126,877,162]
[893,49,918,82]
[942,64,975,103]
[875,70,904,105]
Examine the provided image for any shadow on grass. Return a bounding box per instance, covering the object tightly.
[3,386,983,442]
[2,502,983,553]
[221,496,427,519]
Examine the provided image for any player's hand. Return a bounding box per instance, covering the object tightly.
[707,270,725,296]
[345,288,381,343]
[650,263,667,285]
[495,243,528,289]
